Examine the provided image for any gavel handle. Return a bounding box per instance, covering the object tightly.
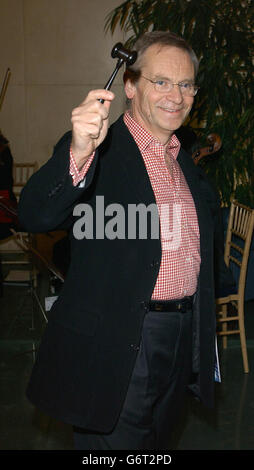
[98,59,124,104]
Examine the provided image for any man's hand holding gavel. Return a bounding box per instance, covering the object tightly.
[70,89,115,170]
[70,43,137,171]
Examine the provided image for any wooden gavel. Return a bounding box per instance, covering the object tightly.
[99,43,137,103]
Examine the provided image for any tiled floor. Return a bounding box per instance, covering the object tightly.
[0,267,254,450]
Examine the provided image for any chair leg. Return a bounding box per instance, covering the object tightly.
[221,304,228,349]
[238,301,249,373]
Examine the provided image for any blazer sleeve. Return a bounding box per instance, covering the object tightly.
[18,131,98,233]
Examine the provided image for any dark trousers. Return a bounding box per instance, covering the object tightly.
[73,307,193,450]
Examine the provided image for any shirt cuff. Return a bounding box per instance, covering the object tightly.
[70,146,95,187]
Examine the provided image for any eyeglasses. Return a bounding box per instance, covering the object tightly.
[141,76,199,97]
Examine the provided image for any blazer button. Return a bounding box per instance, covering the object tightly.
[130,344,140,351]
[150,260,159,268]
[140,301,149,312]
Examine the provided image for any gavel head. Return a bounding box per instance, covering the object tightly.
[111,43,137,66]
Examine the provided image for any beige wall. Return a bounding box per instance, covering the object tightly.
[0,0,127,166]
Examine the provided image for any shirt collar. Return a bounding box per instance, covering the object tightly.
[124,110,181,159]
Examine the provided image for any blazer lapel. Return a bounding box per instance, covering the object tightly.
[113,116,157,207]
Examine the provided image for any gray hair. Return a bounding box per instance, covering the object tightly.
[123,31,199,84]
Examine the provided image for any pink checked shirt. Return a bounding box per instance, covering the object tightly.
[70,111,201,300]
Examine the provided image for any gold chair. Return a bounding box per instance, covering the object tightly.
[3,230,64,331]
[216,200,254,373]
[3,230,41,337]
[13,162,38,201]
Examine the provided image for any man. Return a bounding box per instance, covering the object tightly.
[19,31,219,449]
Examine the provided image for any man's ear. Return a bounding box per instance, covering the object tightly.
[124,79,136,100]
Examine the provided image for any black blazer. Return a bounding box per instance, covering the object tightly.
[18,115,219,432]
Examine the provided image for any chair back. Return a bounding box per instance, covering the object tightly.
[224,200,254,298]
[13,162,38,200]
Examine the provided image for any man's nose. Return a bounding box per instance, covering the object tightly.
[165,84,184,103]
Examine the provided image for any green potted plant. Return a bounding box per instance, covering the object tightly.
[105,0,254,207]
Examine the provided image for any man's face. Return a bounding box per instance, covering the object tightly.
[125,44,195,144]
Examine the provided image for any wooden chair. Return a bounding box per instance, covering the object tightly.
[4,230,65,328]
[3,230,64,357]
[13,162,38,201]
[216,200,254,373]
[3,230,42,337]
